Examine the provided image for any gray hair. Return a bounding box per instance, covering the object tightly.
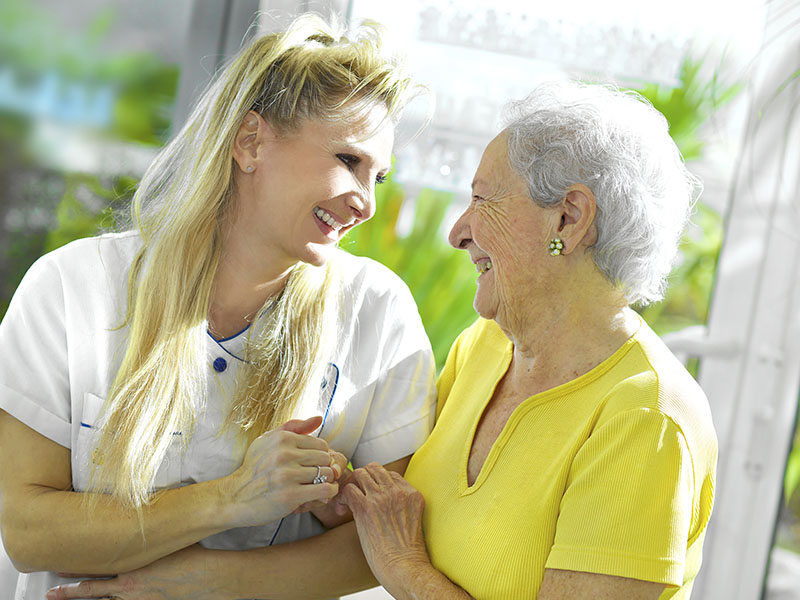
[502,81,701,306]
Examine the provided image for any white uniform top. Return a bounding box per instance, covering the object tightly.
[0,232,437,600]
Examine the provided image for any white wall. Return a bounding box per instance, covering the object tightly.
[0,537,19,596]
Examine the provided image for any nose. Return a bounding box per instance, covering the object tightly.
[448,206,472,249]
[346,188,375,223]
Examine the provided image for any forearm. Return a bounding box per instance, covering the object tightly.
[210,521,378,600]
[4,479,229,574]
[383,561,474,600]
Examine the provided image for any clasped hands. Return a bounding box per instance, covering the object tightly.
[46,417,431,600]
[46,415,352,600]
[216,415,352,528]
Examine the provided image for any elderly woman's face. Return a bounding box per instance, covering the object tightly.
[449,132,557,324]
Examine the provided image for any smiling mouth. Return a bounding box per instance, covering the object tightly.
[476,259,493,275]
[314,206,353,232]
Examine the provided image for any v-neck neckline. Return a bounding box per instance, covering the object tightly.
[459,323,642,495]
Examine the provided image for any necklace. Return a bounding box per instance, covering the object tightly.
[207,298,276,338]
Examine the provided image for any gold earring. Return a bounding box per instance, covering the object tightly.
[549,238,563,256]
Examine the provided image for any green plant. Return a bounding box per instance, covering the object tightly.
[44,174,135,253]
[342,177,478,369]
[631,57,741,338]
[786,423,800,508]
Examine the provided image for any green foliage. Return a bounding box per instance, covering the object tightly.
[786,427,800,507]
[631,57,739,338]
[0,0,179,146]
[637,203,723,336]
[635,56,744,162]
[342,178,478,369]
[44,174,134,254]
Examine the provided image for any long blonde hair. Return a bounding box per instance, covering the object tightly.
[90,14,421,508]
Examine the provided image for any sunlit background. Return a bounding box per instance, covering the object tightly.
[1,1,798,598]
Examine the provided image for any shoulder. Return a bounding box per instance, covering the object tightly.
[599,322,717,463]
[332,250,419,319]
[7,232,143,329]
[28,231,142,283]
[334,250,412,299]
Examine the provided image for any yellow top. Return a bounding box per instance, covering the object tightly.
[404,318,717,599]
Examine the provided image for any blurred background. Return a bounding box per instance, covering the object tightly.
[0,0,798,598]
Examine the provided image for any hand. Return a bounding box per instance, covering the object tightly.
[304,453,357,528]
[46,545,224,600]
[219,416,340,528]
[293,449,350,512]
[340,463,431,592]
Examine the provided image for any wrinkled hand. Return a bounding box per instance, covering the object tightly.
[220,416,339,528]
[339,463,431,591]
[47,545,221,600]
[303,454,357,528]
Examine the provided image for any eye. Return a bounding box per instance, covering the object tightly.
[337,153,359,170]
[375,173,388,185]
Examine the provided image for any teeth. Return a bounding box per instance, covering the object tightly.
[476,260,492,275]
[314,207,343,231]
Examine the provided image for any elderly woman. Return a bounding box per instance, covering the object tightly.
[341,82,717,599]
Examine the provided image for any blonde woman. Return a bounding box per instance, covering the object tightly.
[0,15,435,600]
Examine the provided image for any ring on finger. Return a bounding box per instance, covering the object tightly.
[313,465,327,485]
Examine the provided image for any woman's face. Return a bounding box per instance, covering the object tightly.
[234,105,394,272]
[449,131,558,326]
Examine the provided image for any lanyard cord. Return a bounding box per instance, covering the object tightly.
[268,363,340,546]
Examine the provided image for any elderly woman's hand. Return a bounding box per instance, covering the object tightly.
[340,463,432,594]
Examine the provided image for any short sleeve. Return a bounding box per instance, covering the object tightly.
[0,254,72,447]
[546,408,694,587]
[350,282,436,467]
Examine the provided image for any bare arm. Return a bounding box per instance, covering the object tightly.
[46,456,414,600]
[538,569,665,599]
[0,410,339,574]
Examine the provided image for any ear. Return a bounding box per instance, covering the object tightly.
[556,184,597,255]
[232,110,271,173]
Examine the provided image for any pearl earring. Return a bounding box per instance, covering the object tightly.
[549,238,564,256]
[246,166,253,173]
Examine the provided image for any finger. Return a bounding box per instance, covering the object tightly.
[296,449,335,467]
[279,415,323,435]
[331,496,353,516]
[351,464,383,493]
[328,450,348,479]
[47,578,119,600]
[339,473,367,506]
[337,467,357,489]
[297,481,339,505]
[301,464,336,485]
[363,462,394,486]
[291,432,330,451]
[293,499,328,513]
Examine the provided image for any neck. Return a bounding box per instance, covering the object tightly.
[497,274,638,395]
[209,220,296,339]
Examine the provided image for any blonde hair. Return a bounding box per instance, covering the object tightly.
[90,14,421,508]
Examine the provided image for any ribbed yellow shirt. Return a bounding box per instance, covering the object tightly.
[405,318,717,599]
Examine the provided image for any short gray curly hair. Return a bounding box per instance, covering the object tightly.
[502,81,701,306]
